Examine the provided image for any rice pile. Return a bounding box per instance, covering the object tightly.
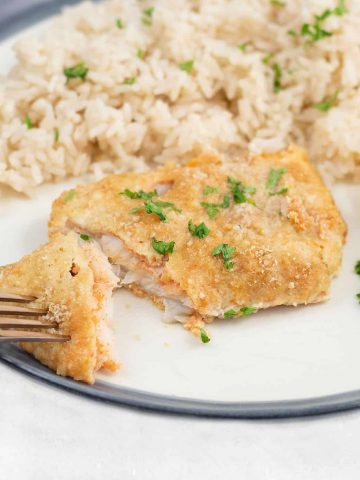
[1,0,360,193]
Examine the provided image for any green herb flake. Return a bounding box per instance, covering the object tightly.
[64,62,89,82]
[80,233,91,241]
[355,261,360,275]
[153,200,181,212]
[271,0,286,7]
[201,203,220,219]
[227,177,256,205]
[313,91,339,112]
[142,7,154,25]
[24,113,32,130]
[188,220,210,239]
[143,7,154,17]
[301,22,332,43]
[357,293,360,304]
[269,187,288,196]
[296,2,348,44]
[137,48,145,59]
[212,243,236,271]
[201,195,230,219]
[152,238,175,255]
[334,0,348,16]
[266,167,287,190]
[64,189,77,203]
[120,188,157,200]
[199,328,210,344]
[240,306,258,317]
[287,29,297,37]
[262,52,275,65]
[123,77,137,85]
[179,60,194,73]
[238,42,249,52]
[116,18,124,29]
[54,127,59,142]
[143,200,181,222]
[203,185,219,195]
[272,63,282,93]
[224,306,257,318]
[145,201,168,222]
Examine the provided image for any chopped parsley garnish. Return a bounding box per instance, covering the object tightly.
[224,306,257,318]
[121,188,157,200]
[241,306,258,316]
[267,168,288,196]
[227,177,256,205]
[152,238,175,255]
[123,77,137,85]
[262,52,275,65]
[116,18,124,29]
[334,0,348,15]
[188,220,210,239]
[201,195,230,219]
[266,167,287,191]
[271,0,286,7]
[145,201,168,222]
[24,114,32,129]
[299,2,348,44]
[179,60,194,73]
[64,62,88,82]
[287,29,297,37]
[152,200,181,212]
[355,260,360,275]
[54,127,59,142]
[199,328,210,344]
[300,22,332,43]
[142,7,154,25]
[129,199,181,222]
[143,7,154,17]
[313,91,339,112]
[357,293,360,304]
[80,233,91,241]
[137,48,145,59]
[269,187,288,196]
[238,42,249,52]
[203,185,219,195]
[212,243,236,271]
[272,63,282,93]
[64,189,77,202]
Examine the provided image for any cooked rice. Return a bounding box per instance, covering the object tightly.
[1,0,360,193]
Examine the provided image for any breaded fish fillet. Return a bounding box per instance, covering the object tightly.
[0,233,119,383]
[49,146,347,331]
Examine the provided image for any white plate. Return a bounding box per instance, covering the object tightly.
[0,4,360,417]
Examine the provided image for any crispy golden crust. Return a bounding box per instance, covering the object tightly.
[0,233,119,383]
[49,147,347,317]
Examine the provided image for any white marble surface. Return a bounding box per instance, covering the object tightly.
[1,362,360,480]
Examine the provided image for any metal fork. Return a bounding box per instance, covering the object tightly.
[0,292,70,343]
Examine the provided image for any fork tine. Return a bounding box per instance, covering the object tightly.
[0,304,48,317]
[0,330,70,343]
[0,292,37,303]
[0,317,58,329]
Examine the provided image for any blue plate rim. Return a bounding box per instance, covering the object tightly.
[2,343,360,418]
[1,0,360,419]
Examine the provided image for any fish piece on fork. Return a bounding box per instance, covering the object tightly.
[0,233,119,384]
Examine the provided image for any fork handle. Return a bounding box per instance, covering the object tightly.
[0,330,70,343]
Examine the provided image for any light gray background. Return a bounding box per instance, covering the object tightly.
[1,362,360,480]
